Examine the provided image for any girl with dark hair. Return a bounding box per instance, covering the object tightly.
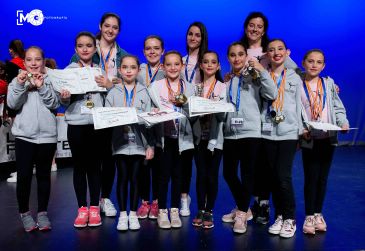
[136,35,165,220]
[61,32,113,228]
[191,50,226,229]
[180,21,208,216]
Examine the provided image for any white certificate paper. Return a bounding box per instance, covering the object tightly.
[48,67,106,94]
[307,121,356,131]
[138,109,185,126]
[92,107,139,130]
[188,96,235,117]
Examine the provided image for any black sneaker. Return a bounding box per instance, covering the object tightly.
[192,210,204,227]
[251,200,259,222]
[256,204,270,225]
[202,211,214,229]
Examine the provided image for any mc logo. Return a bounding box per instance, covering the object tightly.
[17,9,44,26]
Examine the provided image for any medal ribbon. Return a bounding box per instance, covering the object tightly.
[269,69,286,114]
[145,64,161,86]
[303,77,326,120]
[165,79,184,129]
[123,84,136,107]
[229,76,243,112]
[100,44,114,76]
[203,78,217,99]
[185,55,198,83]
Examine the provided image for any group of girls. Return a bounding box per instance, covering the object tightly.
[6,11,349,240]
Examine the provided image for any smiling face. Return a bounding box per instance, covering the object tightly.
[163,53,183,81]
[245,17,265,44]
[228,44,247,73]
[99,16,120,44]
[302,51,325,78]
[119,57,139,84]
[187,25,202,52]
[75,35,96,64]
[24,48,45,74]
[144,38,164,66]
[267,40,288,67]
[200,52,220,79]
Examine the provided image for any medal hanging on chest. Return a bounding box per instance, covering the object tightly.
[85,93,94,108]
[269,70,286,124]
[166,79,187,107]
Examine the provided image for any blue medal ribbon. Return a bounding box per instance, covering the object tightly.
[124,85,135,107]
[229,76,243,112]
[184,55,198,83]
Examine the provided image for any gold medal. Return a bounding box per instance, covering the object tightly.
[174,93,187,106]
[27,73,33,79]
[86,100,94,109]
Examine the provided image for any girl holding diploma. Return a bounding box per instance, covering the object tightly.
[70,13,128,217]
[191,50,226,229]
[180,21,209,217]
[221,42,277,234]
[300,49,349,235]
[148,51,195,229]
[261,39,303,238]
[7,46,59,232]
[105,55,154,231]
[136,35,165,220]
[60,32,113,228]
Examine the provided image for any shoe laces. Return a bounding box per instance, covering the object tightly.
[90,210,99,217]
[315,214,324,224]
[305,216,315,226]
[273,216,283,226]
[104,199,114,208]
[283,219,294,230]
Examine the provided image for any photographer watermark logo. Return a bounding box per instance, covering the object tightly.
[16,9,68,26]
[17,9,44,26]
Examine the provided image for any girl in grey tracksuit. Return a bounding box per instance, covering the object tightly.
[217,42,277,234]
[7,46,59,231]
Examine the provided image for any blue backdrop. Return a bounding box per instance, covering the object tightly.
[1,0,364,144]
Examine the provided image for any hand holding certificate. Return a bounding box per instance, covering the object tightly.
[138,109,185,126]
[188,96,235,117]
[92,107,139,130]
[48,67,106,94]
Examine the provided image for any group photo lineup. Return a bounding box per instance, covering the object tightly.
[0,0,364,251]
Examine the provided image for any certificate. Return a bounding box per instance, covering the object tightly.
[138,109,185,126]
[188,96,235,117]
[307,121,357,131]
[92,107,139,130]
[48,67,106,94]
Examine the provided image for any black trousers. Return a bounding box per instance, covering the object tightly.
[158,138,184,209]
[302,138,335,215]
[194,140,222,211]
[15,138,56,213]
[100,128,116,199]
[68,124,102,207]
[253,139,271,200]
[138,147,162,202]
[181,149,194,194]
[115,154,142,212]
[223,138,260,212]
[263,139,297,220]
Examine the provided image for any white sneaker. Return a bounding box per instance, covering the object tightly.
[33,167,36,174]
[51,163,57,172]
[7,173,17,183]
[222,207,237,223]
[157,209,171,229]
[10,172,16,177]
[170,208,182,228]
[180,195,191,216]
[128,214,140,230]
[233,210,247,234]
[100,198,117,217]
[268,215,283,235]
[117,213,128,231]
[279,219,296,238]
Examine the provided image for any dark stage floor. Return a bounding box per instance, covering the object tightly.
[0,147,364,251]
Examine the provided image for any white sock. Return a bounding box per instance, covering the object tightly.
[129,211,137,216]
[120,211,127,217]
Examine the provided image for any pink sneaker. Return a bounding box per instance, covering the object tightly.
[149,200,159,219]
[74,207,88,228]
[314,213,327,232]
[88,206,102,227]
[137,201,150,219]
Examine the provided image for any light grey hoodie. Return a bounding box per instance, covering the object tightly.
[148,78,195,153]
[137,63,165,87]
[105,82,154,155]
[261,68,305,141]
[7,75,59,144]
